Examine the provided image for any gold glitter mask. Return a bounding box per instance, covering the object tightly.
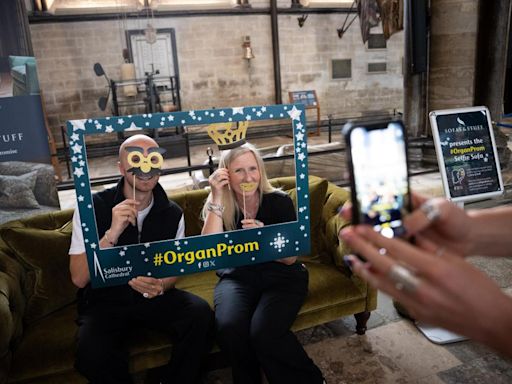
[240,182,258,192]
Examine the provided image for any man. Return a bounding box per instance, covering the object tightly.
[69,134,214,384]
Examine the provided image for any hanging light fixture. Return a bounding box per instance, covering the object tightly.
[242,36,255,65]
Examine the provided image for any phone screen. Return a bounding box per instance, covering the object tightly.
[348,121,410,238]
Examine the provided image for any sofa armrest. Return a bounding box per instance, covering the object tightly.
[24,61,40,95]
[325,214,352,271]
[321,184,352,270]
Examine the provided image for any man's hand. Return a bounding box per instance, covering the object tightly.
[128,276,178,299]
[108,199,140,243]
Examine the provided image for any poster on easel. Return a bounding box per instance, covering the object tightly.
[0,55,61,224]
[429,106,504,203]
[289,90,320,135]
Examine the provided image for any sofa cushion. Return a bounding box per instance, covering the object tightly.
[0,172,39,209]
[0,220,77,325]
[287,177,328,262]
[0,162,59,207]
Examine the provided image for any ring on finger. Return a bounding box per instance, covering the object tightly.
[143,292,149,298]
[387,264,420,293]
[436,246,446,257]
[420,200,441,223]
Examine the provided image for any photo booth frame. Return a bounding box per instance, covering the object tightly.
[67,104,311,288]
[429,106,504,203]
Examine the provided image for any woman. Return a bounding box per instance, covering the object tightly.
[202,143,324,384]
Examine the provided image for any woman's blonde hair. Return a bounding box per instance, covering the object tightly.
[202,143,276,231]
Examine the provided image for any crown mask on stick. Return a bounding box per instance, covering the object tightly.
[207,121,249,150]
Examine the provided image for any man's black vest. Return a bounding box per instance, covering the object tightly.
[93,177,182,245]
[78,177,182,305]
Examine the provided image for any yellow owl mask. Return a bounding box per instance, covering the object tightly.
[125,146,166,176]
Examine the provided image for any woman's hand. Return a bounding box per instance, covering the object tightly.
[339,225,512,357]
[276,256,297,265]
[208,169,230,200]
[241,218,296,265]
[338,193,475,258]
[402,194,474,258]
[241,218,264,229]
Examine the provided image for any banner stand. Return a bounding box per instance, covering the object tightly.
[415,322,467,345]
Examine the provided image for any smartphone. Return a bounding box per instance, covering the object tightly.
[343,120,411,239]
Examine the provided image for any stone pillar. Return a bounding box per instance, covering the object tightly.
[474,0,512,167]
[403,0,428,137]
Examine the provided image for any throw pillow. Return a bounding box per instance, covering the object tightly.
[0,220,77,324]
[0,171,39,209]
[0,162,59,207]
[287,177,328,262]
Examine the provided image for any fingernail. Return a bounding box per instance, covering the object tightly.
[343,254,353,268]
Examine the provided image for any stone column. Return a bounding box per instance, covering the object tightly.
[474,0,512,167]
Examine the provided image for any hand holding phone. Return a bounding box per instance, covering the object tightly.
[343,120,411,240]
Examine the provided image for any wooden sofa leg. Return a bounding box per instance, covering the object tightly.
[354,311,371,335]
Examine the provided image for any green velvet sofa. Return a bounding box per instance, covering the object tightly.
[0,176,377,384]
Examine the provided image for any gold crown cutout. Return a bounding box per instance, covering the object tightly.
[207,121,249,150]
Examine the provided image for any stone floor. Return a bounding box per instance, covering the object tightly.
[202,284,512,384]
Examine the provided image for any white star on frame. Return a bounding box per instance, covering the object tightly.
[73,167,84,178]
[71,143,82,154]
[71,120,86,131]
[126,122,142,131]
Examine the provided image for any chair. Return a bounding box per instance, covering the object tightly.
[8,56,40,96]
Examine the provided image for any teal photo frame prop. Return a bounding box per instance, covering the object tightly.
[68,104,311,288]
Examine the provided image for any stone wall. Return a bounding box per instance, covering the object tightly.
[428,0,478,111]
[30,4,404,148]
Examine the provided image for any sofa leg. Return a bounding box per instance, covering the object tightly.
[354,311,371,335]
